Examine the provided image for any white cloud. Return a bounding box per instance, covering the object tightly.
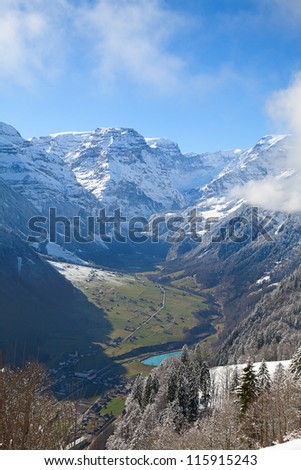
[233,73,301,212]
[0,0,69,86]
[0,0,202,92]
[76,0,187,92]
[267,0,301,18]
[0,0,241,94]
[261,0,301,28]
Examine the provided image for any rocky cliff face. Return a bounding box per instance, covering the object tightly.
[32,127,242,218]
[0,177,38,235]
[0,122,99,217]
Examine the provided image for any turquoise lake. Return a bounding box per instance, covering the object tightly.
[142,350,182,366]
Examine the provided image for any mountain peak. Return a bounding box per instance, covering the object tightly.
[0,122,23,143]
[145,137,181,156]
[254,134,290,149]
[91,127,147,149]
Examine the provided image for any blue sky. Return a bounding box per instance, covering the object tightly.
[1,0,301,153]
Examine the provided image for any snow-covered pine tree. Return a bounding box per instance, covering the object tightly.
[257,359,271,392]
[289,345,301,380]
[106,398,143,449]
[130,404,158,449]
[131,374,144,407]
[187,361,199,422]
[193,343,204,368]
[180,344,189,366]
[230,365,240,393]
[199,362,211,408]
[161,399,185,433]
[272,362,287,391]
[167,369,178,403]
[237,359,258,413]
[143,374,159,408]
[151,374,159,401]
[177,365,188,418]
[143,375,153,408]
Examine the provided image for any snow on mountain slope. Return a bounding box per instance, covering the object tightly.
[0,122,99,216]
[0,121,296,263]
[1,121,292,224]
[33,127,242,218]
[49,260,128,285]
[69,127,187,216]
[203,134,290,198]
[193,134,291,218]
[212,360,291,384]
[148,137,243,196]
[0,176,39,236]
[30,131,91,162]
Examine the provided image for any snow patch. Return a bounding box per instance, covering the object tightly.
[261,438,301,450]
[49,261,128,285]
[46,243,88,265]
[212,360,291,384]
[256,275,271,285]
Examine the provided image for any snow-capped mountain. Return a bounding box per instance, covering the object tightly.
[32,127,242,217]
[0,122,100,216]
[0,120,297,271]
[185,134,291,219]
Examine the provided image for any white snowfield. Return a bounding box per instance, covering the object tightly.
[45,242,88,265]
[262,439,301,450]
[49,261,129,285]
[212,360,291,381]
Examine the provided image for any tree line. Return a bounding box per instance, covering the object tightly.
[107,344,301,449]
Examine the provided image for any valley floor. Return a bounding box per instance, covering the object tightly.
[49,261,223,378]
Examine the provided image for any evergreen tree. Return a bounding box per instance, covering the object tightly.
[130,404,158,449]
[143,375,152,408]
[107,398,142,449]
[180,344,189,366]
[237,359,258,413]
[230,365,240,393]
[177,365,188,418]
[151,374,159,399]
[167,369,178,403]
[289,345,301,380]
[193,343,204,368]
[187,361,199,422]
[143,374,159,408]
[161,399,184,433]
[200,362,211,408]
[131,374,144,407]
[273,362,286,390]
[257,359,271,392]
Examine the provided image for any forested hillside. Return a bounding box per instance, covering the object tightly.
[217,264,301,365]
[107,345,301,450]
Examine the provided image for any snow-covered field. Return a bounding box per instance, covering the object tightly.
[212,360,291,381]
[45,242,89,265]
[262,439,301,450]
[49,261,129,285]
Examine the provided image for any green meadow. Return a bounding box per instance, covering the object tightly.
[64,266,220,371]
